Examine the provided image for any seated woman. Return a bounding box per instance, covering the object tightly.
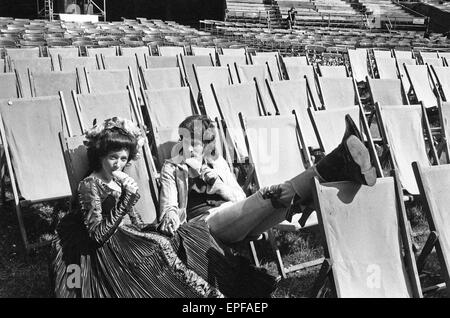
[51,115,376,298]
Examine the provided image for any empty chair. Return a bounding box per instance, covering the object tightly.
[348,49,370,83]
[74,89,140,133]
[422,58,443,67]
[6,47,40,60]
[367,78,408,106]
[373,49,392,60]
[47,47,79,71]
[120,46,149,69]
[193,66,230,119]
[145,56,179,68]
[158,46,185,57]
[30,71,82,136]
[236,64,277,115]
[375,57,398,79]
[59,56,99,72]
[404,64,438,109]
[212,82,263,161]
[84,69,131,94]
[430,66,450,101]
[180,55,214,100]
[217,55,247,84]
[221,47,246,56]
[0,73,20,98]
[397,58,416,94]
[375,104,437,195]
[317,77,358,110]
[191,46,216,60]
[312,176,422,298]
[140,67,184,90]
[267,79,319,149]
[101,55,140,82]
[394,50,413,60]
[86,46,117,57]
[250,53,281,81]
[413,162,450,295]
[284,64,321,108]
[0,96,72,250]
[318,65,348,79]
[10,57,53,97]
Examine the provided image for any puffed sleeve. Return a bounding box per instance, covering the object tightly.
[78,178,140,246]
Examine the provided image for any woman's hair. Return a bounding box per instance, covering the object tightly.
[86,126,139,172]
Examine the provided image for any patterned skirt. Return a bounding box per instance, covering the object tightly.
[50,213,278,298]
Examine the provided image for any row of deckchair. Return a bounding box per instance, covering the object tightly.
[1,82,450,297]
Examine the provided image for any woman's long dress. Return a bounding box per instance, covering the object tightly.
[50,176,277,298]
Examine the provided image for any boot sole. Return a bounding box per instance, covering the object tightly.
[346,136,377,186]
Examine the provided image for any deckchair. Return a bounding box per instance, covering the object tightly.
[192,65,230,119]
[0,73,20,98]
[412,162,450,295]
[250,53,281,81]
[101,55,140,82]
[221,47,246,56]
[267,79,320,149]
[217,54,247,84]
[375,57,398,79]
[211,82,264,162]
[120,46,149,69]
[422,58,443,67]
[436,100,450,163]
[430,65,450,101]
[30,71,82,136]
[0,95,72,250]
[348,49,370,83]
[404,64,438,109]
[145,56,179,68]
[235,64,277,115]
[86,46,117,57]
[318,65,348,78]
[47,47,79,71]
[61,132,159,226]
[59,56,99,72]
[84,68,131,94]
[139,67,184,90]
[317,77,359,110]
[180,55,214,100]
[73,89,140,133]
[367,78,409,106]
[311,174,422,297]
[375,104,438,195]
[157,46,185,57]
[240,114,320,278]
[142,87,198,168]
[396,58,416,94]
[10,57,53,97]
[5,47,40,60]
[373,49,392,60]
[191,46,216,60]
[284,64,321,109]
[394,49,413,60]
[420,51,439,60]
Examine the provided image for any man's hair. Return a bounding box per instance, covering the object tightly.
[178,115,216,144]
[86,127,138,172]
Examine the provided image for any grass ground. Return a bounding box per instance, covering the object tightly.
[0,188,447,298]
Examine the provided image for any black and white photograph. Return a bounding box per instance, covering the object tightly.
[0,0,450,302]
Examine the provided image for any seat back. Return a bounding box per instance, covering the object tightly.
[0,96,71,202]
[318,77,357,109]
[368,78,407,106]
[0,73,19,98]
[313,176,421,298]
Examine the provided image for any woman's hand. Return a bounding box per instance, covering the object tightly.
[159,210,180,236]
